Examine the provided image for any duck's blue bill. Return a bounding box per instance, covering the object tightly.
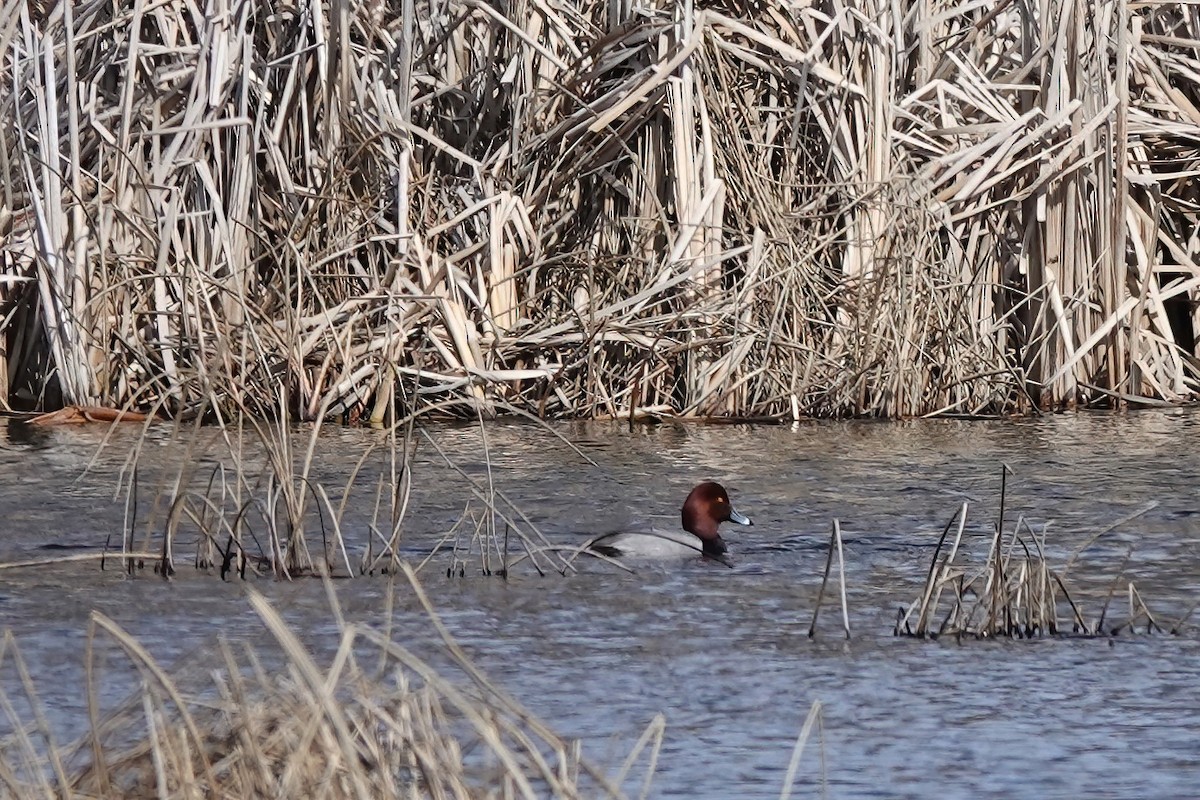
[729,509,753,526]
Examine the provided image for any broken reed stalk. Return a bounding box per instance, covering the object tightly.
[834,520,850,639]
[5,0,1199,423]
[808,519,850,639]
[777,700,825,800]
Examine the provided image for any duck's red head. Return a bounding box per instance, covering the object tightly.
[681,481,753,557]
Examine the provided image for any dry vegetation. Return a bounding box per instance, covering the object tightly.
[1,0,1199,420]
[93,408,623,578]
[0,570,659,799]
[0,567,824,799]
[894,477,1184,639]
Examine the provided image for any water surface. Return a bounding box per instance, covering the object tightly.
[1,411,1198,798]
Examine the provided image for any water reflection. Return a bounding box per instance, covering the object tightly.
[0,411,1199,796]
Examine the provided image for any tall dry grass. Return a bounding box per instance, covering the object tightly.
[93,407,600,579]
[0,571,652,798]
[0,570,826,798]
[2,0,1199,419]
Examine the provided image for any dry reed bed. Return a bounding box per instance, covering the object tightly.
[0,569,664,799]
[2,0,1199,419]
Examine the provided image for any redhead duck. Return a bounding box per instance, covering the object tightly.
[588,481,753,562]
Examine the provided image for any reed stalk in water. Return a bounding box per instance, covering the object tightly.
[895,474,1173,639]
[808,519,851,639]
[3,1,1200,421]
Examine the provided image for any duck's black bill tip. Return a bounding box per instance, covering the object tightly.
[729,509,753,526]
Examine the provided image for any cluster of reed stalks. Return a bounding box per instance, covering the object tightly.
[98,409,620,579]
[3,0,1200,420]
[894,488,1182,639]
[0,570,661,799]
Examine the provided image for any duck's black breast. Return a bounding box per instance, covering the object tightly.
[589,541,624,558]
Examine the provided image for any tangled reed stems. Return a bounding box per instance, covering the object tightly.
[3,0,1199,420]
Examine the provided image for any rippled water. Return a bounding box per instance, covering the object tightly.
[2,411,1200,798]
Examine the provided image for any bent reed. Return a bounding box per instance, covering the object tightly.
[3,0,1199,421]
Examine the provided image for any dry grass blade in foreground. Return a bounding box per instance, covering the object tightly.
[4,1,1200,420]
[0,568,659,799]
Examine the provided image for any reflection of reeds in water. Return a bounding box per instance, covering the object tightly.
[895,472,1180,639]
[0,568,664,799]
[3,1,1199,420]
